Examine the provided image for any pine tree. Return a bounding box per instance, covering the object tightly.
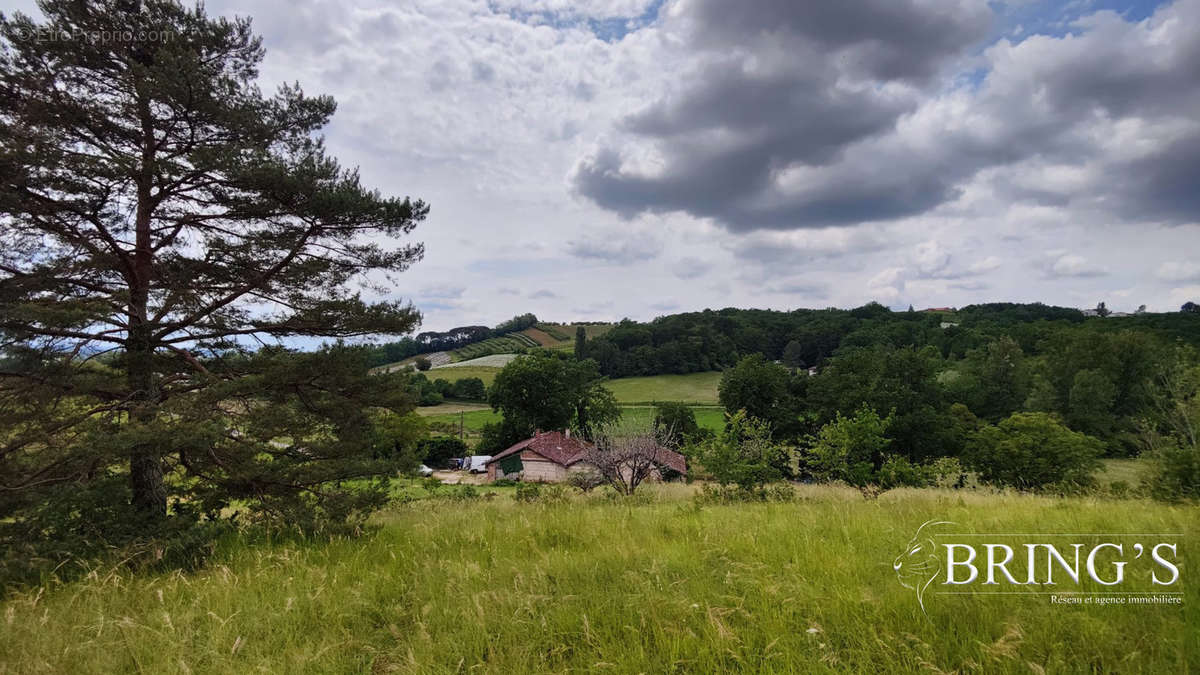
[0,1,427,531]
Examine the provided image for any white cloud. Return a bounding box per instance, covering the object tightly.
[99,0,1194,330]
[1156,261,1200,283]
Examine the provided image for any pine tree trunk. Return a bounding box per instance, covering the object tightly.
[127,297,166,521]
[128,79,166,522]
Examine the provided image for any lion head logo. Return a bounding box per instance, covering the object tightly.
[893,520,954,614]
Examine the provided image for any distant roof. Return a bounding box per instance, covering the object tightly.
[486,430,590,466]
[486,430,687,474]
[921,307,954,312]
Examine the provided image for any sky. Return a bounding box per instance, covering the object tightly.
[9,0,1200,332]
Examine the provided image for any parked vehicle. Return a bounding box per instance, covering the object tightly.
[465,456,491,473]
[418,464,434,477]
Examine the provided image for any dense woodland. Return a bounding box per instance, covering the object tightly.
[573,304,1200,465]
[580,303,1200,377]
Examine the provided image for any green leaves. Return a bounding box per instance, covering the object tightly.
[487,352,618,439]
[964,412,1103,490]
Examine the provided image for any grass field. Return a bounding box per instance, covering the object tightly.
[422,405,727,438]
[2,485,1194,673]
[423,365,502,386]
[603,371,723,404]
[619,405,726,432]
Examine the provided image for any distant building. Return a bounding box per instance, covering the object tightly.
[921,307,954,313]
[485,430,686,483]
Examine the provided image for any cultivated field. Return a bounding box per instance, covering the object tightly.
[1,485,1194,673]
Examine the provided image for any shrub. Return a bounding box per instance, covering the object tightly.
[1143,434,1200,502]
[415,356,432,371]
[1139,356,1200,502]
[803,406,893,487]
[450,485,479,501]
[965,412,1103,490]
[421,477,444,496]
[1108,480,1132,499]
[418,437,468,468]
[514,482,541,503]
[695,482,795,504]
[449,377,487,401]
[567,470,605,493]
[875,455,933,490]
[692,410,787,492]
[652,402,701,447]
[927,456,968,489]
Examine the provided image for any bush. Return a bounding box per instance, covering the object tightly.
[965,412,1103,490]
[875,455,934,490]
[652,401,701,447]
[695,482,796,503]
[567,470,605,493]
[1144,436,1200,502]
[449,377,487,401]
[692,410,787,491]
[421,477,444,496]
[414,356,432,371]
[803,406,892,487]
[514,482,541,503]
[450,485,479,501]
[418,436,468,468]
[1108,480,1132,499]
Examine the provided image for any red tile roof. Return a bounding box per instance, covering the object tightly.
[486,430,687,474]
[486,430,591,466]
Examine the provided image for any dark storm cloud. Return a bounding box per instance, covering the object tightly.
[680,0,992,83]
[573,0,1200,232]
[571,0,993,230]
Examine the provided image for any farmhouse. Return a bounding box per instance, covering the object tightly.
[485,430,686,483]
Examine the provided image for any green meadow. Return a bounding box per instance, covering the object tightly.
[597,371,722,405]
[423,368,722,406]
[1,484,1194,673]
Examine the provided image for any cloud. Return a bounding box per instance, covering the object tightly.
[1040,253,1107,279]
[728,227,891,267]
[572,0,1200,231]
[671,257,711,280]
[763,280,830,297]
[566,233,663,264]
[912,242,1004,280]
[418,284,466,299]
[529,289,558,299]
[154,0,1200,329]
[1156,261,1200,283]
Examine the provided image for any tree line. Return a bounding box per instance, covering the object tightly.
[577,303,1200,378]
[364,313,539,367]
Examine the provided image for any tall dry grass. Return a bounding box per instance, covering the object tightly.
[0,484,1195,673]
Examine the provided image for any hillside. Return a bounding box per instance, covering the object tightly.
[370,322,615,373]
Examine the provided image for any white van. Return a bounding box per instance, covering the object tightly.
[465,456,492,473]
